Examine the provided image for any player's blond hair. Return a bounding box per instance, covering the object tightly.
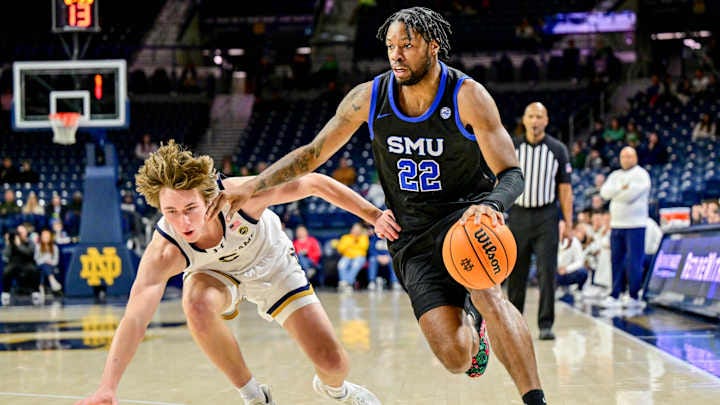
[135,140,218,208]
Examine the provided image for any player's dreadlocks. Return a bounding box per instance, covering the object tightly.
[376,7,453,62]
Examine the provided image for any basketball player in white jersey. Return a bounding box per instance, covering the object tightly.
[75,140,400,405]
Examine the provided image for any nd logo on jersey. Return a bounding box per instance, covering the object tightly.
[80,247,122,286]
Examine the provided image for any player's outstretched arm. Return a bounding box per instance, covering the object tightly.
[236,173,401,240]
[206,81,372,221]
[74,234,185,405]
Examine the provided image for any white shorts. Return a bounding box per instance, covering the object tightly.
[184,251,318,325]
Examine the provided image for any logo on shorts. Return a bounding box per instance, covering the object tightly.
[440,107,451,120]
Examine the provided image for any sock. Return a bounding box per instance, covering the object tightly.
[323,381,347,399]
[237,377,264,401]
[522,389,546,405]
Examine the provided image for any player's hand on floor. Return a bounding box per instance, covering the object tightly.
[459,204,504,227]
[374,209,401,241]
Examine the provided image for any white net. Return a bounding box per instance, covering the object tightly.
[49,113,80,145]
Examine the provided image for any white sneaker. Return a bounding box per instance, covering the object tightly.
[599,296,622,308]
[623,297,647,309]
[31,291,44,306]
[244,384,275,405]
[312,375,381,405]
[367,281,376,291]
[375,277,386,290]
[1,292,10,306]
[391,282,402,291]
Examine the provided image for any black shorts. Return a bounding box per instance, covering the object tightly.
[390,208,468,320]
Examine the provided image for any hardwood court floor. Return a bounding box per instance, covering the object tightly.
[1,288,719,404]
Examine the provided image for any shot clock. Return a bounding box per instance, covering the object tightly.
[52,0,100,32]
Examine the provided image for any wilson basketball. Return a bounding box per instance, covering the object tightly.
[442,214,517,290]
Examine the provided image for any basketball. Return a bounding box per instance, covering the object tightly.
[442,214,517,290]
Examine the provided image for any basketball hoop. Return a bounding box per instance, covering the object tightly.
[49,112,80,145]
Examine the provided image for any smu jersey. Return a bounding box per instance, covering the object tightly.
[155,205,294,281]
[368,62,496,237]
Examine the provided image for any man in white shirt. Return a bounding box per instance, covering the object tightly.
[600,146,651,308]
[643,217,663,281]
[556,221,588,297]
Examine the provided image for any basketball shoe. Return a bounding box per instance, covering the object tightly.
[312,375,381,404]
[244,384,275,405]
[464,294,491,378]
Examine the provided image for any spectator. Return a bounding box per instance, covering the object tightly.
[331,157,357,187]
[17,160,39,183]
[600,146,651,308]
[584,149,605,170]
[335,222,369,292]
[0,156,20,183]
[708,204,720,224]
[645,74,663,107]
[587,120,606,152]
[0,189,21,216]
[643,217,663,281]
[34,228,63,297]
[640,131,668,166]
[220,155,240,177]
[691,68,710,93]
[51,218,72,245]
[367,232,401,291]
[134,133,158,161]
[45,194,65,222]
[583,209,611,298]
[556,220,589,298]
[570,141,587,169]
[293,225,322,283]
[515,17,540,52]
[691,113,716,141]
[675,77,692,105]
[625,121,640,144]
[603,118,625,142]
[583,173,606,201]
[691,203,706,225]
[706,200,720,224]
[590,194,606,211]
[255,161,268,174]
[2,224,42,306]
[21,191,44,216]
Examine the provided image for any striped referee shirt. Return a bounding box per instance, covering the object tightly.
[514,134,572,208]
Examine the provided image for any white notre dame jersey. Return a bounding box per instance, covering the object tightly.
[155,206,294,281]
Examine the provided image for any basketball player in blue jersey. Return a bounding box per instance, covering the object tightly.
[75,140,398,405]
[207,7,547,404]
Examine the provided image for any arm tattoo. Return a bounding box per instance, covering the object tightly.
[254,133,328,193]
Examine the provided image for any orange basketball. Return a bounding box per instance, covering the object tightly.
[442,214,517,290]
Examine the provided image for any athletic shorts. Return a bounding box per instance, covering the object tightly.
[390,207,468,320]
[184,251,318,325]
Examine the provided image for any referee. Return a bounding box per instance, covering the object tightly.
[506,102,574,341]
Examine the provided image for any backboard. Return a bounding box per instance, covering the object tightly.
[12,59,127,130]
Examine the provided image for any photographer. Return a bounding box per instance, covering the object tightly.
[2,224,41,306]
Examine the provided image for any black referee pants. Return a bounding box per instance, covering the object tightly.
[506,204,559,330]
